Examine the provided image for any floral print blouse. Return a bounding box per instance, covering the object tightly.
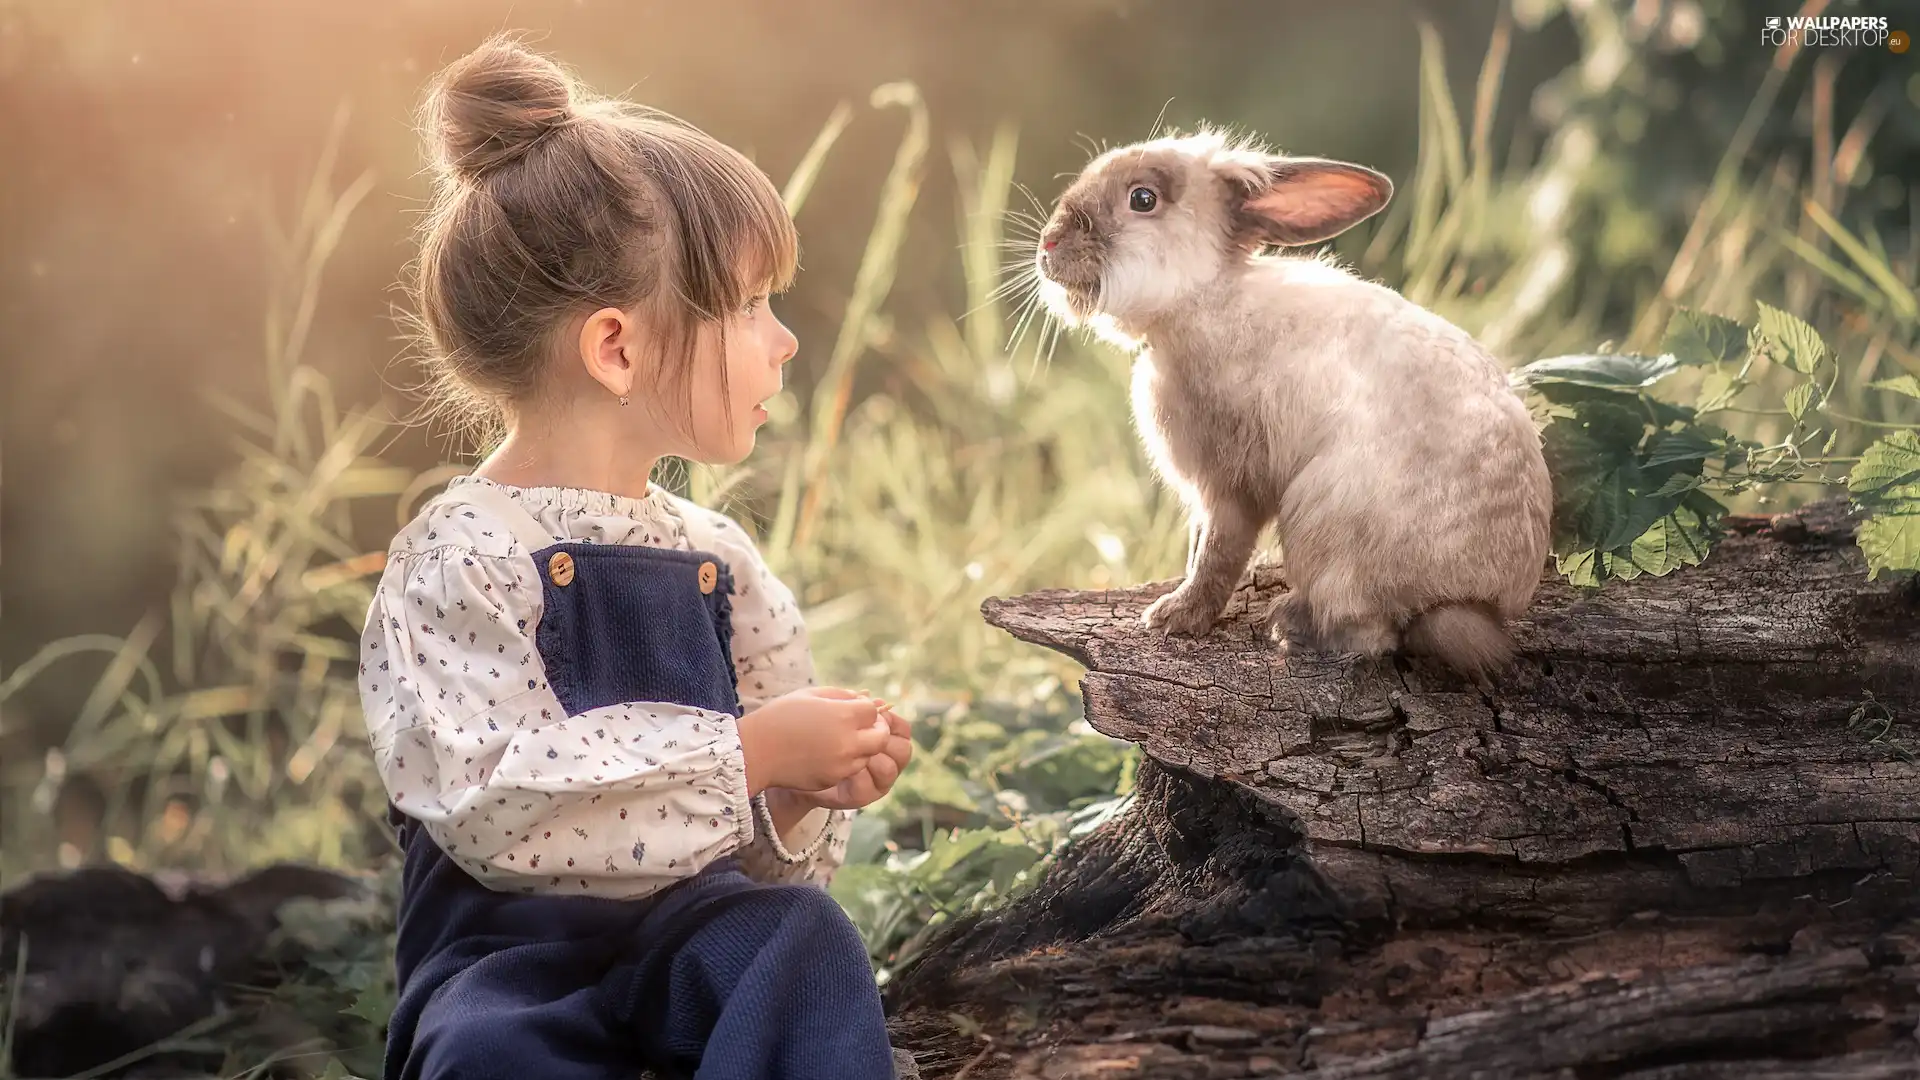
[358,475,850,899]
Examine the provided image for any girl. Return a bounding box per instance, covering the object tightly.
[359,34,917,1080]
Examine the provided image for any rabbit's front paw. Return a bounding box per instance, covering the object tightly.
[1142,584,1224,638]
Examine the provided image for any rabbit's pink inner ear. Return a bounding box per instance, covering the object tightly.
[1244,161,1393,246]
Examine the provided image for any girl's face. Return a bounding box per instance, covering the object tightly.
[684,288,797,465]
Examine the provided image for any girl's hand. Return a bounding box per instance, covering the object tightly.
[738,686,891,794]
[796,707,913,811]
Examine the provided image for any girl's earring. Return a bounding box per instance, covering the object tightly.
[619,394,629,407]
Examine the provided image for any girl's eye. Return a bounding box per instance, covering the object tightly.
[1128,187,1158,213]
[743,294,766,315]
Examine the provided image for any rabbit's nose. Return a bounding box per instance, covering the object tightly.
[1043,238,1059,251]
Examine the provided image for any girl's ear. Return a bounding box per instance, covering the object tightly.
[577,306,636,400]
[1228,156,1394,248]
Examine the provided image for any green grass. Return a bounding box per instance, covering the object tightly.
[4,16,1919,1078]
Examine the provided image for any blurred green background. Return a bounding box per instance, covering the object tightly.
[3,0,1919,1067]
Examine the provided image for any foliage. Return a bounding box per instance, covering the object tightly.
[1514,301,1920,585]
[827,697,1137,981]
[240,869,400,1079]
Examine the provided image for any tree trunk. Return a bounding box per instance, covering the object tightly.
[883,497,1920,1079]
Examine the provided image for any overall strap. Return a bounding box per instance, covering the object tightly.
[428,481,557,554]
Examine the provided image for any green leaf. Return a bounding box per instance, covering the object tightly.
[1521,381,1699,428]
[1578,492,1725,583]
[344,984,393,1027]
[887,753,979,816]
[827,862,917,959]
[844,811,893,864]
[1850,431,1920,579]
[1649,473,1707,497]
[1663,308,1746,366]
[1856,497,1920,579]
[1622,502,1718,578]
[909,826,1043,899]
[827,862,907,913]
[1514,352,1684,393]
[1848,431,1920,497]
[1531,347,1744,588]
[1511,353,1701,433]
[1543,400,1645,552]
[1784,381,1817,424]
[1694,369,1743,412]
[1867,374,1920,401]
[990,732,1130,811]
[1555,547,1601,587]
[1643,429,1723,469]
[1751,302,1827,374]
[1601,496,1675,552]
[1547,417,1727,585]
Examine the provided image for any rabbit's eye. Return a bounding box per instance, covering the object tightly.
[1129,187,1158,213]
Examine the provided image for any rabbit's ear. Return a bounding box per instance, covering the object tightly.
[1228,157,1393,247]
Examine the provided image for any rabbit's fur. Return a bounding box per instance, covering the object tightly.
[1035,128,1551,682]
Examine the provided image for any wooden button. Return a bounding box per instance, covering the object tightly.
[697,561,718,594]
[548,551,575,587]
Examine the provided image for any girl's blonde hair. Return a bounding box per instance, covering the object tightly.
[407,33,798,444]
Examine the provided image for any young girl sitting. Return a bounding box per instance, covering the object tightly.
[359,34,917,1080]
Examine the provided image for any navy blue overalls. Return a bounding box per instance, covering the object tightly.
[381,485,896,1080]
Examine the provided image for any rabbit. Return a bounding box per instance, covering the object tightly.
[1032,126,1552,684]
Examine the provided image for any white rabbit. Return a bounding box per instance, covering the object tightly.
[1034,127,1552,683]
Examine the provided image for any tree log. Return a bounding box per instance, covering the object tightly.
[884,497,1920,1079]
[0,863,370,1078]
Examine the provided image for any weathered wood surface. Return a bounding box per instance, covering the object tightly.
[885,499,1920,1078]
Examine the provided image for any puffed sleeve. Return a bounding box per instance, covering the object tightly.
[681,503,853,886]
[359,535,756,899]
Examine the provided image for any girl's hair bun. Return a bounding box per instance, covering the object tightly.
[423,34,576,183]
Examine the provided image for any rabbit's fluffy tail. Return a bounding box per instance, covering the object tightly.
[1403,602,1513,683]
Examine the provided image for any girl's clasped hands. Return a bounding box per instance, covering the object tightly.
[737,686,914,812]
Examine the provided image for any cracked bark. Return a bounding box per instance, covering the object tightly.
[883,497,1920,1079]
